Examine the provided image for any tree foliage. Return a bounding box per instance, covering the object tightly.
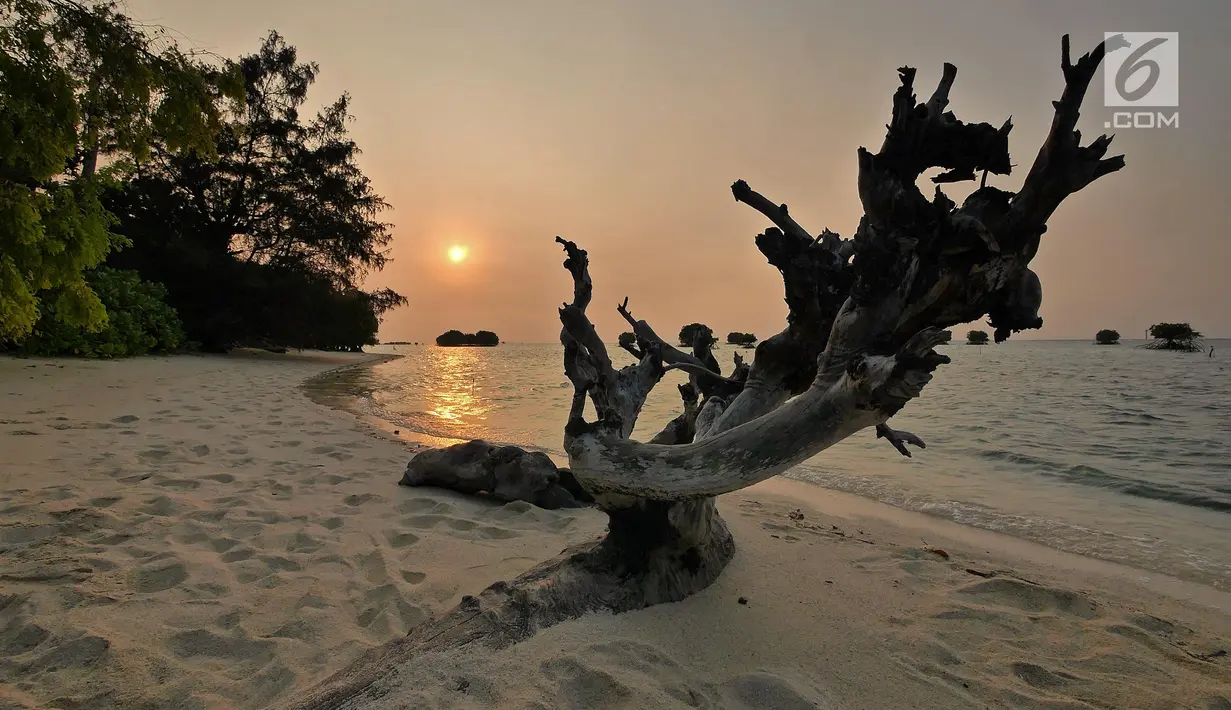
[0,0,235,344]
[106,31,404,350]
[966,329,989,345]
[1144,322,1203,352]
[677,323,713,348]
[726,332,756,346]
[17,267,184,356]
[1095,329,1120,345]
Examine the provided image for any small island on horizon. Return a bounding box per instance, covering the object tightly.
[436,330,499,347]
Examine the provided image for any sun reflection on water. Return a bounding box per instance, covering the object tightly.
[423,348,490,435]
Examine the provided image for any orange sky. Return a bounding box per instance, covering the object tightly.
[127,0,1230,342]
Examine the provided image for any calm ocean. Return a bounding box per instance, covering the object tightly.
[315,339,1231,591]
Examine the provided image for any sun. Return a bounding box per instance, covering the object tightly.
[447,245,469,264]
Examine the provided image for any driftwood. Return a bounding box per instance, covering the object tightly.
[280,36,1123,710]
[400,440,593,509]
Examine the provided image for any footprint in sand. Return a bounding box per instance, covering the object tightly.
[129,559,188,593]
[260,555,302,573]
[955,577,1100,619]
[26,632,111,673]
[356,550,389,585]
[248,510,288,524]
[401,514,471,531]
[154,478,201,491]
[203,473,235,484]
[139,446,172,462]
[286,532,323,554]
[400,571,427,584]
[355,584,427,632]
[140,496,187,517]
[189,583,231,599]
[398,497,448,515]
[343,493,379,507]
[166,628,274,666]
[221,547,255,563]
[539,657,634,709]
[209,538,240,553]
[112,415,140,424]
[1,620,51,656]
[187,509,228,524]
[383,531,420,549]
[1010,662,1082,691]
[719,671,833,710]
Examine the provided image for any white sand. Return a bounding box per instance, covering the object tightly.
[1,353,1228,709]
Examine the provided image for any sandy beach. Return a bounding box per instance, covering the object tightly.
[1,352,1228,709]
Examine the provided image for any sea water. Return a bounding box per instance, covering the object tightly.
[319,339,1231,590]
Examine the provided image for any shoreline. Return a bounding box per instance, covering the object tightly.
[310,352,1231,602]
[1,352,1227,709]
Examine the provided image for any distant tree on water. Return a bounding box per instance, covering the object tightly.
[678,323,714,348]
[1143,323,1203,352]
[726,332,757,347]
[1095,329,1120,345]
[966,330,990,345]
[436,330,499,347]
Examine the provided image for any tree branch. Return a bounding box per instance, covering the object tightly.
[567,329,950,502]
[875,423,926,458]
[730,179,814,241]
[616,298,717,374]
[648,384,700,445]
[1008,35,1126,249]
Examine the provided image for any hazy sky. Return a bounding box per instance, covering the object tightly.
[127,0,1229,342]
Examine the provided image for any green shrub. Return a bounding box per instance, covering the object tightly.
[18,268,185,357]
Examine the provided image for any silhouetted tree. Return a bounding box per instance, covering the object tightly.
[106,31,403,351]
[966,330,990,345]
[726,332,757,346]
[436,330,499,347]
[678,323,713,347]
[1144,323,1203,352]
[1095,329,1120,345]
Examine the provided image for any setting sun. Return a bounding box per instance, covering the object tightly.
[447,245,469,264]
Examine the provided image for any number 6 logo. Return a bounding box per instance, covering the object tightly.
[1104,32,1179,108]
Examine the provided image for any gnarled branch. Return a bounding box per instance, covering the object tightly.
[287,38,1124,709]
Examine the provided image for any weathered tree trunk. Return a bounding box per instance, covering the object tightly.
[283,499,732,710]
[278,36,1123,709]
